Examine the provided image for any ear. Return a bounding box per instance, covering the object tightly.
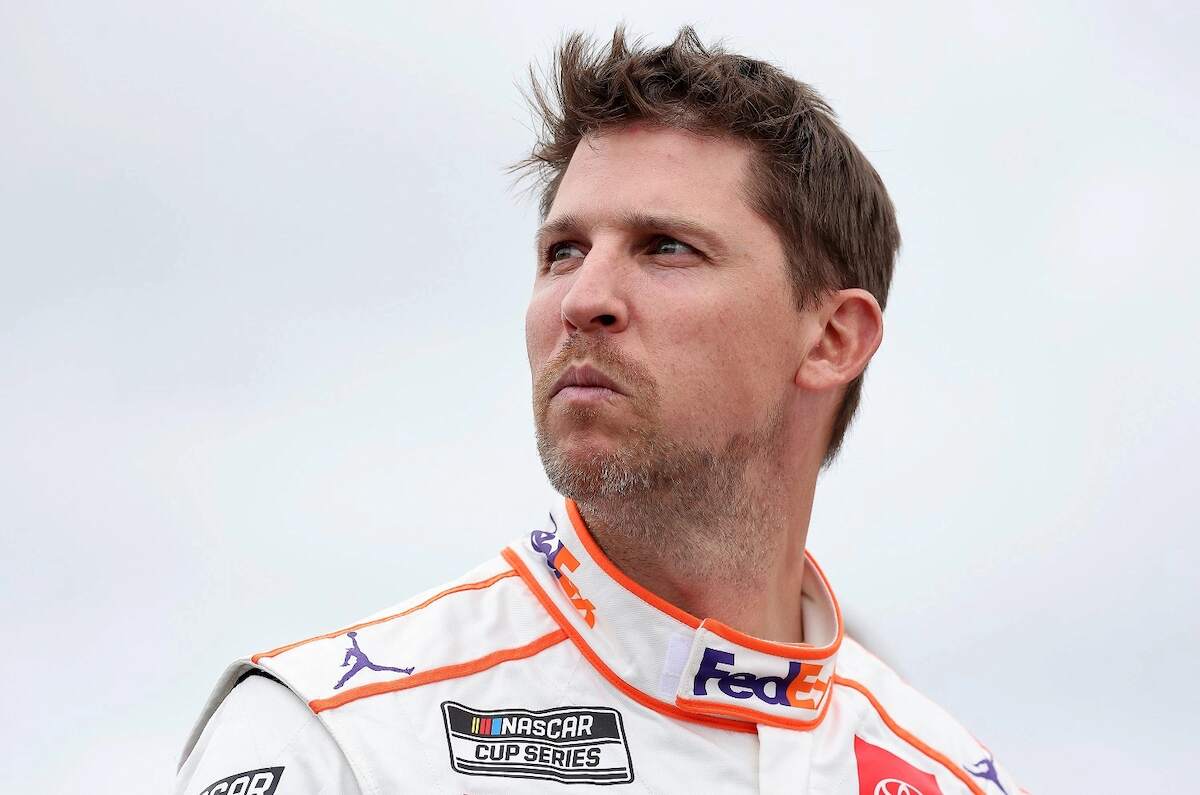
[795,288,884,392]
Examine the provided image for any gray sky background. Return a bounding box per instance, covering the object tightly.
[2,2,1196,792]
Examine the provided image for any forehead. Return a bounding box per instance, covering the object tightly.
[548,125,760,226]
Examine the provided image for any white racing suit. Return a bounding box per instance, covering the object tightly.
[176,499,1025,794]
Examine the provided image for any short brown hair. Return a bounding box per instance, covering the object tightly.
[514,26,900,468]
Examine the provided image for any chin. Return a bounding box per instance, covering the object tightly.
[546,406,627,442]
[555,433,625,464]
[537,430,641,499]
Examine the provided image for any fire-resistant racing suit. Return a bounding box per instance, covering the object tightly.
[175,499,1025,794]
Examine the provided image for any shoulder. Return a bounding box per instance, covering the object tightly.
[834,635,1026,794]
[175,672,360,794]
[251,552,554,708]
[253,554,523,666]
[180,551,558,770]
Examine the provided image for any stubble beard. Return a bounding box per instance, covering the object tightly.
[533,335,788,582]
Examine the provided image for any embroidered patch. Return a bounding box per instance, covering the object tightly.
[332,630,414,690]
[441,702,634,785]
[965,756,1007,794]
[196,766,283,795]
[854,736,943,795]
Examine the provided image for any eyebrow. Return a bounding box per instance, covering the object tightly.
[535,213,585,252]
[535,211,727,257]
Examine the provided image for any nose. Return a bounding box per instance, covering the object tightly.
[558,248,629,334]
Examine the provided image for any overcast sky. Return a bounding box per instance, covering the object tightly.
[2,2,1196,792]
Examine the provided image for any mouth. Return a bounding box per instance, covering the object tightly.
[549,363,626,401]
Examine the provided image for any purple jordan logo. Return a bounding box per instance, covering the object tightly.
[333,631,415,690]
[965,757,1007,795]
[530,513,564,579]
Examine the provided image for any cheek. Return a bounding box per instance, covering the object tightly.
[525,285,561,369]
[654,295,795,425]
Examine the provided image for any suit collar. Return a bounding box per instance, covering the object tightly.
[502,498,843,731]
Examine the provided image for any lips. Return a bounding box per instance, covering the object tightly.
[549,363,625,398]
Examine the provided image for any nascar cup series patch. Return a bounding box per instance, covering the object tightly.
[441,702,634,785]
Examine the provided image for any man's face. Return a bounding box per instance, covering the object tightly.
[526,125,806,499]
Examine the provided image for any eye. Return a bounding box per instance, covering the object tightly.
[651,237,696,256]
[547,241,585,263]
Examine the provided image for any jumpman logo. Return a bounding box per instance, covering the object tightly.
[964,757,1007,795]
[332,631,415,690]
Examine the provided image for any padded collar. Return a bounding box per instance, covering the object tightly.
[502,498,843,731]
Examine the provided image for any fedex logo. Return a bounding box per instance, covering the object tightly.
[531,523,596,628]
[692,648,830,710]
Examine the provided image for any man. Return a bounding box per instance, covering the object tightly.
[176,28,1024,794]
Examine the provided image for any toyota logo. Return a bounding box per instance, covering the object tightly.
[874,779,925,795]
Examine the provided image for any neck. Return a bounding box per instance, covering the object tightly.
[574,461,817,643]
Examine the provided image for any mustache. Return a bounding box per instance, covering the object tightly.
[533,334,655,406]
